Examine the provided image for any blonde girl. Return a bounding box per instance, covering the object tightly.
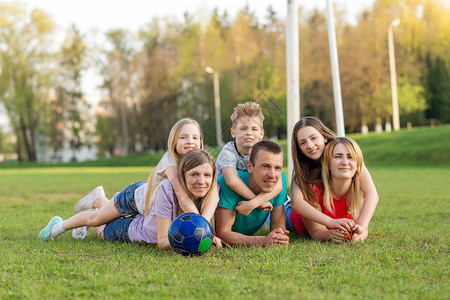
[289,117,378,239]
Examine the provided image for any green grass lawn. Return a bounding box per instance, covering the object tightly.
[0,126,449,299]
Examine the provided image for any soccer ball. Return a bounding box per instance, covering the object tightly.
[168,212,213,256]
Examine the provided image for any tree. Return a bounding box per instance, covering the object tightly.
[50,24,91,161]
[0,4,54,161]
[97,29,136,155]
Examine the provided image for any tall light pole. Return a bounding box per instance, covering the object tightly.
[205,66,224,147]
[388,19,400,131]
[286,0,300,184]
[326,0,345,137]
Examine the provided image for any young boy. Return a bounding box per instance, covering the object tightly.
[216,101,282,216]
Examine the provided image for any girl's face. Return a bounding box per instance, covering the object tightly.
[184,163,214,200]
[297,126,327,161]
[329,143,357,180]
[176,123,201,155]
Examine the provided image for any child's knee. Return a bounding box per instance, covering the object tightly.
[86,212,103,227]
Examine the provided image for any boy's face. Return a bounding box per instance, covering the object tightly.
[230,116,264,151]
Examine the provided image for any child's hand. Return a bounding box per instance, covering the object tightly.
[212,235,223,248]
[272,178,283,195]
[329,229,348,243]
[326,218,355,232]
[235,201,255,216]
[258,201,273,212]
[352,224,367,235]
[352,228,368,243]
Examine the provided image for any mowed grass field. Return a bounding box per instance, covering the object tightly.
[0,126,449,299]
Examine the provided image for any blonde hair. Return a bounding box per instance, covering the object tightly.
[144,118,203,216]
[321,137,364,220]
[230,101,264,128]
[176,149,217,226]
[291,116,336,205]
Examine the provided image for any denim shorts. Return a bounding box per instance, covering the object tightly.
[284,202,296,232]
[263,200,295,232]
[113,181,146,216]
[103,215,137,243]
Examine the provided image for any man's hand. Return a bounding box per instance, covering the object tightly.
[264,228,289,246]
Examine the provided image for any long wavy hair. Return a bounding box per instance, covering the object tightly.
[177,149,217,226]
[321,137,364,219]
[291,116,336,204]
[144,118,203,216]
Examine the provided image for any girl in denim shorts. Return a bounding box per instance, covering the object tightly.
[38,118,212,242]
[38,150,222,249]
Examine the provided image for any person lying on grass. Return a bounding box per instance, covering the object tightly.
[38,149,222,249]
[285,137,371,242]
[215,141,289,247]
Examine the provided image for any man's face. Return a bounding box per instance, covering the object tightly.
[247,150,284,194]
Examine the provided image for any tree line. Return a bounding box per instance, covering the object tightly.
[0,0,449,161]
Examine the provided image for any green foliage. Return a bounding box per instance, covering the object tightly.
[422,54,450,123]
[0,3,55,161]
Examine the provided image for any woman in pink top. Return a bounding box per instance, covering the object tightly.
[286,137,370,242]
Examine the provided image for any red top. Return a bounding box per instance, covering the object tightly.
[290,184,353,236]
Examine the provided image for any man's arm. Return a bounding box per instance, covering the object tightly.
[215,207,267,246]
[215,207,288,247]
[269,204,287,231]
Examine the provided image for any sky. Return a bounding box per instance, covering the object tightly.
[0,0,377,128]
[17,0,377,33]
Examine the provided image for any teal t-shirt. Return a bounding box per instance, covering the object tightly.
[217,170,287,236]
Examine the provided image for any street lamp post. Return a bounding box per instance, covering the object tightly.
[205,66,224,147]
[388,19,400,131]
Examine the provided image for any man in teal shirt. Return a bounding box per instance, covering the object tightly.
[216,141,289,246]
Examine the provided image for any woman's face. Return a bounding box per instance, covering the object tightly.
[296,126,327,161]
[176,123,202,155]
[184,163,213,199]
[329,143,357,180]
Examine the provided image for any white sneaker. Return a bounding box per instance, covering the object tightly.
[72,226,91,240]
[74,186,105,213]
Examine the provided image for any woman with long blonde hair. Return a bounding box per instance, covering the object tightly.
[286,137,370,242]
[288,117,378,239]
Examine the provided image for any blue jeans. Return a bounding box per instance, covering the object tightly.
[284,202,295,232]
[264,201,295,232]
[103,215,137,243]
[113,181,146,215]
